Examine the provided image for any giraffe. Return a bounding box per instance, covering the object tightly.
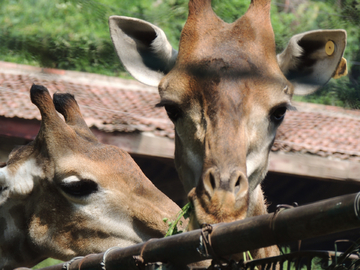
[109,0,347,260]
[0,84,183,269]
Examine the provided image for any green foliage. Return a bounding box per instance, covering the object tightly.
[163,201,194,237]
[0,0,359,108]
[328,238,360,270]
[0,0,126,75]
[32,258,63,269]
[281,258,325,270]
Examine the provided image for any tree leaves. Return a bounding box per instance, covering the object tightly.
[0,0,359,108]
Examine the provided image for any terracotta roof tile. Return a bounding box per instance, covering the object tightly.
[0,63,174,138]
[0,61,359,160]
[273,109,360,160]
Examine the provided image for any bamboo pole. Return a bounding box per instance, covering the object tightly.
[34,192,360,270]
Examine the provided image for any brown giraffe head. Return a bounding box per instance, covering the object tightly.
[0,85,181,269]
[109,0,346,229]
[159,0,285,224]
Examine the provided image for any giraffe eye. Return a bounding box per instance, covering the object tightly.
[271,106,287,122]
[60,179,98,197]
[156,100,182,122]
[164,104,182,121]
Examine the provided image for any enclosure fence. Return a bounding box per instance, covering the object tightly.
[16,192,360,270]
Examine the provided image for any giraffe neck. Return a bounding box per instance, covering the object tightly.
[247,185,280,260]
[247,185,269,218]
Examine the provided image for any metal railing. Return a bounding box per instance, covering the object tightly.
[16,192,360,270]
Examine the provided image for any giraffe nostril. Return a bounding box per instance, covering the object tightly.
[230,170,249,198]
[203,168,219,196]
[209,172,216,190]
[235,177,241,187]
[234,176,241,194]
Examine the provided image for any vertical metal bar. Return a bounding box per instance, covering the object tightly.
[306,256,312,270]
[279,259,284,270]
[287,259,291,270]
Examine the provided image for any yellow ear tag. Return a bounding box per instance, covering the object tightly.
[333,57,348,79]
[325,40,335,56]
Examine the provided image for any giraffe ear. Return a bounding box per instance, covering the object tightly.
[109,16,178,86]
[0,147,38,201]
[277,29,347,95]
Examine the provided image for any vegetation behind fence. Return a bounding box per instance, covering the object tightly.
[1,0,360,108]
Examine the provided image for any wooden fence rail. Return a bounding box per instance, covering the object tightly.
[18,192,360,270]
